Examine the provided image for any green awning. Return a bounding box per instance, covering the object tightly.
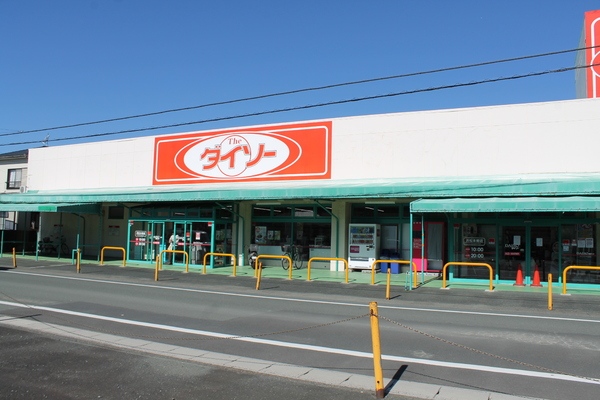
[3,173,600,205]
[0,202,101,214]
[410,197,600,213]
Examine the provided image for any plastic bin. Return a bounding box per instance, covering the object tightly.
[389,252,400,274]
[380,250,391,273]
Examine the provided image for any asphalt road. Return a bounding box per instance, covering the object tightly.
[1,325,417,400]
[1,258,599,399]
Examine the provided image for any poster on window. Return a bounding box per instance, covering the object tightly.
[255,226,267,244]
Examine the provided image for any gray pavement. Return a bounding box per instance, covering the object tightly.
[1,324,418,400]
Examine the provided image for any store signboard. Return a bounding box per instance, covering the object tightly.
[585,9,600,98]
[153,121,332,185]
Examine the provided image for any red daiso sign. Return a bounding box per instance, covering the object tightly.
[584,10,600,98]
[153,121,332,185]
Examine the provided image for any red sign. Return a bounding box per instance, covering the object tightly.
[153,121,332,185]
[584,10,600,98]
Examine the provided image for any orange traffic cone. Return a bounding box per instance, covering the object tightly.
[514,264,525,286]
[530,264,543,287]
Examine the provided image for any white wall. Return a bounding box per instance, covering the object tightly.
[29,137,155,191]
[331,98,600,179]
[27,98,600,191]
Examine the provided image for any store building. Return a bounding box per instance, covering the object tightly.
[2,97,600,288]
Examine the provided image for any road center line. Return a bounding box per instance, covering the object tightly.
[0,299,597,386]
[5,270,600,324]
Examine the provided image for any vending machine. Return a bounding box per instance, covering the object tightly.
[348,224,381,270]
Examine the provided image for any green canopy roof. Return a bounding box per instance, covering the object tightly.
[410,196,600,213]
[0,202,100,214]
[2,173,600,207]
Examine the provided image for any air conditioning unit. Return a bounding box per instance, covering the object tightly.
[19,186,27,193]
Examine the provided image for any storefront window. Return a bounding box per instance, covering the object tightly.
[377,206,400,218]
[251,204,332,261]
[253,207,271,217]
[294,207,314,217]
[454,223,497,278]
[273,206,293,217]
[353,206,375,218]
[561,224,600,283]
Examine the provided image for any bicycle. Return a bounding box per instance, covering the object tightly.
[281,244,303,270]
[38,235,70,257]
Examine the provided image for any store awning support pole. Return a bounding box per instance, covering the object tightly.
[409,212,413,290]
[314,200,339,259]
[421,214,425,284]
[216,202,244,265]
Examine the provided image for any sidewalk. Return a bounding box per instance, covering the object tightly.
[5,253,599,297]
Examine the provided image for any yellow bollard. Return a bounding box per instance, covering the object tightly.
[154,256,160,281]
[385,269,391,300]
[255,262,263,290]
[548,273,553,311]
[12,247,17,268]
[76,249,81,273]
[413,262,418,289]
[369,302,385,399]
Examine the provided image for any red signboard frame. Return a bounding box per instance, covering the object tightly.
[153,121,332,185]
[585,10,600,98]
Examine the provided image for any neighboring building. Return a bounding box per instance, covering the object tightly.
[2,97,600,288]
[0,149,37,252]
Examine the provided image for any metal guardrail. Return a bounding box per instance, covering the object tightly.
[442,262,494,291]
[370,259,418,287]
[561,265,600,295]
[202,252,237,276]
[254,254,293,289]
[307,257,349,283]
[100,246,126,267]
[155,250,189,281]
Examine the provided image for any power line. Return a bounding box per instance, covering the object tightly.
[3,62,597,148]
[1,44,597,138]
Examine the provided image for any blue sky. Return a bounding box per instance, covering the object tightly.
[1,1,598,152]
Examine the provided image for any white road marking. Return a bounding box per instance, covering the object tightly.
[6,270,600,324]
[0,299,598,386]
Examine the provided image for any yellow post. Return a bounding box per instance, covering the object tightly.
[255,262,263,290]
[154,256,160,281]
[231,255,237,277]
[385,269,391,300]
[371,260,377,285]
[369,302,385,399]
[345,260,349,284]
[12,247,17,268]
[307,259,312,281]
[76,249,81,273]
[548,273,553,311]
[413,261,417,289]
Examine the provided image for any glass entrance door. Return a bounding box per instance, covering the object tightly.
[499,226,526,282]
[499,225,558,284]
[128,221,165,262]
[167,221,214,266]
[530,226,558,283]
